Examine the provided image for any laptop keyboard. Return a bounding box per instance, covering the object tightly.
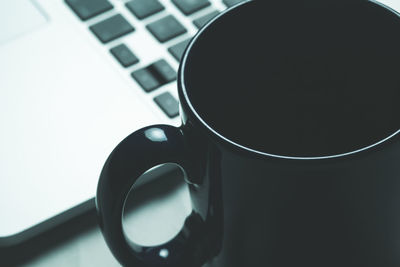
[65,0,114,21]
[146,15,187,42]
[89,14,135,43]
[172,0,211,15]
[125,0,165,20]
[110,43,140,67]
[168,38,191,61]
[65,0,245,119]
[193,10,220,28]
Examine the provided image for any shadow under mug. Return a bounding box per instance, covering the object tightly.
[96,1,400,266]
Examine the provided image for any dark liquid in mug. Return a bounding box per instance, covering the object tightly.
[185,1,400,157]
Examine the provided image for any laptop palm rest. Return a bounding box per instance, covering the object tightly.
[0,0,161,237]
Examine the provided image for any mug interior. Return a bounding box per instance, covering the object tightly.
[181,0,400,158]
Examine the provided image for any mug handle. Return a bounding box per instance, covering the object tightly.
[96,125,207,267]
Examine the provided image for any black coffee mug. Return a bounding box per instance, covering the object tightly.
[96,0,400,266]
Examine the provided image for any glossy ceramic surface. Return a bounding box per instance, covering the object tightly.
[96,1,400,266]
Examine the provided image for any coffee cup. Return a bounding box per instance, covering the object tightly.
[97,1,400,266]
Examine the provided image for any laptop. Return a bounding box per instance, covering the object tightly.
[2,0,399,248]
[0,0,245,245]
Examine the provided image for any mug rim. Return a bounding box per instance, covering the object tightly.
[178,0,400,161]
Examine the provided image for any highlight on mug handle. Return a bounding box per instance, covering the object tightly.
[96,125,207,267]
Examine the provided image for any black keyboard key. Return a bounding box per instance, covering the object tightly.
[125,0,164,20]
[131,68,160,92]
[90,14,134,43]
[168,38,191,61]
[149,59,177,83]
[65,0,113,21]
[223,0,245,8]
[154,92,179,118]
[133,59,176,92]
[146,15,187,43]
[110,44,139,67]
[193,10,219,28]
[172,0,211,15]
